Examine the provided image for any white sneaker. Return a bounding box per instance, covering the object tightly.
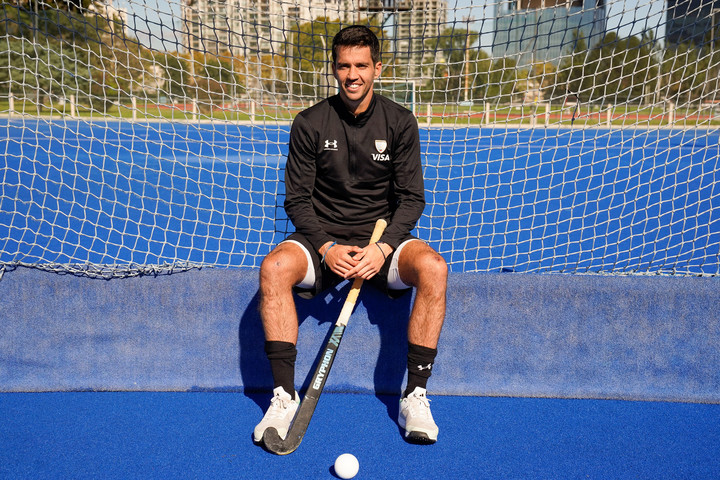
[398,387,438,444]
[253,386,300,443]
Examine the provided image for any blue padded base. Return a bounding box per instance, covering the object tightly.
[1,267,718,402]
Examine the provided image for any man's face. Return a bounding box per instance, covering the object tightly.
[332,45,382,116]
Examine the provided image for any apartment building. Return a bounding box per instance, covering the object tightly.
[183,0,357,55]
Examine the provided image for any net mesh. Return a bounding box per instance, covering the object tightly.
[1,0,719,278]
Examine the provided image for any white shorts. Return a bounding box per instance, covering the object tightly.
[283,238,417,290]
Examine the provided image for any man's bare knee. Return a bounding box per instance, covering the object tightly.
[260,244,307,290]
[416,254,447,298]
[403,245,447,290]
[420,251,447,279]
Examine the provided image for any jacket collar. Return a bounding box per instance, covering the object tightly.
[330,94,377,127]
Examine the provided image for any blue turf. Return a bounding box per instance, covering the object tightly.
[2,392,719,479]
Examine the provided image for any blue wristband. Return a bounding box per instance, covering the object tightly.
[321,242,336,264]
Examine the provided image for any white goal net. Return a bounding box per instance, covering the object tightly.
[1,0,719,278]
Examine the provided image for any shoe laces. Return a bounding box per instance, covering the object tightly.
[266,391,293,419]
[405,390,432,418]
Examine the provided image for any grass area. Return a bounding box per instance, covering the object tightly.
[2,99,719,127]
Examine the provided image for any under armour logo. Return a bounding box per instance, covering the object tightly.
[417,363,433,371]
[324,139,338,150]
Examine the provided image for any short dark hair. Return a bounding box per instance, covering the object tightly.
[331,25,381,65]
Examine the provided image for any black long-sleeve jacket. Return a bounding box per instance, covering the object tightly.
[284,93,425,251]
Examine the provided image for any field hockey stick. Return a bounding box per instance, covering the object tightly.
[263,218,388,455]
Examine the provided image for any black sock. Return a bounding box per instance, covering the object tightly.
[264,341,297,397]
[404,343,438,398]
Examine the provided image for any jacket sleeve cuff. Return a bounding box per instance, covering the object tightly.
[309,235,335,254]
[378,234,400,250]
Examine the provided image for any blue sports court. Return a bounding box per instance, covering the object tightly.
[3,120,719,274]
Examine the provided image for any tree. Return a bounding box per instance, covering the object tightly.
[555,29,662,106]
[661,44,692,104]
[421,27,481,103]
[1,0,123,104]
[487,57,520,104]
[556,31,590,103]
[469,49,493,101]
[284,18,343,99]
[14,0,98,14]
[160,53,192,101]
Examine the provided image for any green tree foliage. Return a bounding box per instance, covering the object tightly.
[284,18,345,97]
[422,27,482,102]
[660,41,720,104]
[0,1,195,106]
[1,1,119,98]
[556,30,661,104]
[486,57,519,104]
[193,54,242,103]
[1,1,106,42]
[0,37,91,96]
[160,52,191,100]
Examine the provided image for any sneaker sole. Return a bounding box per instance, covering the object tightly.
[399,417,438,444]
[404,430,437,445]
